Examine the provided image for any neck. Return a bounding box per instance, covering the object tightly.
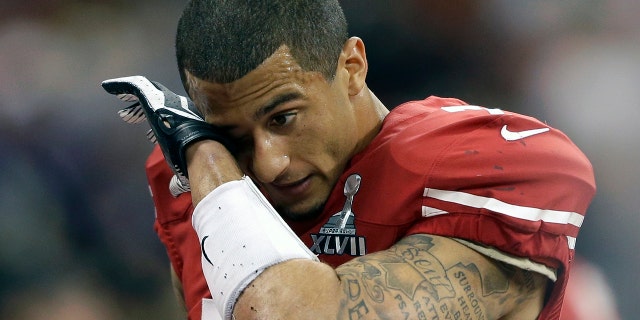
[369,90,390,122]
[352,88,389,156]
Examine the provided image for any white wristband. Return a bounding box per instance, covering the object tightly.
[192,176,318,320]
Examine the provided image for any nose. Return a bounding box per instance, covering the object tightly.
[250,137,290,184]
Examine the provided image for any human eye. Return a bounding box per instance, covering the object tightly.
[269,112,296,128]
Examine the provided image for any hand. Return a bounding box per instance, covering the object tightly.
[101,75,235,194]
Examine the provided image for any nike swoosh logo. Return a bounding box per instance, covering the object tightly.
[201,235,213,265]
[501,125,550,141]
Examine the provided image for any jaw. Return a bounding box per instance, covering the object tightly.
[275,200,327,222]
[261,176,334,222]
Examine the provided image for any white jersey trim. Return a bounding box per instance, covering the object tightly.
[453,238,558,281]
[567,236,577,250]
[423,188,584,227]
[422,188,583,249]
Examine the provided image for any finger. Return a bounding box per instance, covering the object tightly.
[118,102,147,124]
[117,93,139,102]
[147,128,157,143]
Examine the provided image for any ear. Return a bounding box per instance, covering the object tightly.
[340,37,368,96]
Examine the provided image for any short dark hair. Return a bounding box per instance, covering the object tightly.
[176,0,348,88]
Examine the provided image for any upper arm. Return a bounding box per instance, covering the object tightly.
[234,234,547,320]
[335,234,548,320]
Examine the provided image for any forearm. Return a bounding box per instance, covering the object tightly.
[187,141,320,318]
[234,259,343,319]
[185,140,244,205]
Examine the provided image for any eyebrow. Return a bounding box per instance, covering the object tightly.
[253,92,303,121]
[214,92,304,134]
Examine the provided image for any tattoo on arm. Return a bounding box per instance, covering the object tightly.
[335,234,540,320]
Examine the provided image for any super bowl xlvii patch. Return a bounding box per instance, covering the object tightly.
[310,173,367,256]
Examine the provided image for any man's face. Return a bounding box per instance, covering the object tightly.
[185,46,361,220]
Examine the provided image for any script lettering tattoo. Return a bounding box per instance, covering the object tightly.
[380,250,454,301]
[336,235,540,320]
[414,300,427,320]
[348,300,369,320]
[346,279,361,301]
[394,294,411,320]
[452,268,486,319]
[425,302,439,320]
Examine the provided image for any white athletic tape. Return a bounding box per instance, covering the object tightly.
[192,176,318,320]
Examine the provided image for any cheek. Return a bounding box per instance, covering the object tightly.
[291,99,356,171]
[296,121,351,171]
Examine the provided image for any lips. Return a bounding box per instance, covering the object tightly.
[269,176,312,199]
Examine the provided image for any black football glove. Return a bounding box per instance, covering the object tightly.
[101,75,235,195]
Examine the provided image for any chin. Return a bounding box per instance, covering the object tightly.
[276,202,325,222]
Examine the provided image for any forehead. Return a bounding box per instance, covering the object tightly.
[185,46,325,120]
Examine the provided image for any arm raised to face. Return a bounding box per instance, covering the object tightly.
[185,140,548,320]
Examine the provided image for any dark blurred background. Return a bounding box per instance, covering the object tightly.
[1,1,636,319]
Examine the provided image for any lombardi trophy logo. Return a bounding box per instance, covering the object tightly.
[309,174,367,256]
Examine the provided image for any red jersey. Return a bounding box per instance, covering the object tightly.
[147,96,595,320]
